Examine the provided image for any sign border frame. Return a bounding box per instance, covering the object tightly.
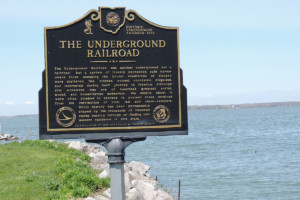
[44,9,182,132]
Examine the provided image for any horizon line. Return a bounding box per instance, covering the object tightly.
[0,100,299,117]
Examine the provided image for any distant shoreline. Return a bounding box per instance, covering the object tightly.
[1,101,300,117]
[0,114,38,118]
[189,101,300,110]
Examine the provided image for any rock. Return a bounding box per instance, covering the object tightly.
[100,163,109,171]
[63,142,174,200]
[4,134,12,139]
[91,157,107,169]
[66,141,81,150]
[132,180,155,190]
[154,190,174,200]
[126,188,139,200]
[127,161,150,174]
[89,152,108,170]
[86,197,96,200]
[0,134,18,141]
[124,162,131,173]
[90,145,101,153]
[67,141,91,153]
[128,170,141,182]
[98,170,109,179]
[89,152,108,164]
[4,134,14,140]
[66,142,108,170]
[130,180,156,200]
[124,171,131,192]
[11,136,18,140]
[128,170,157,188]
[91,163,109,171]
[103,188,111,199]
[94,195,110,200]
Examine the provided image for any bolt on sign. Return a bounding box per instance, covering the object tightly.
[39,7,188,141]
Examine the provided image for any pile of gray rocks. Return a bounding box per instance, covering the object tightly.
[0,133,18,141]
[67,141,174,200]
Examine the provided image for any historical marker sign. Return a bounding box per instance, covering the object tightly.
[39,7,188,141]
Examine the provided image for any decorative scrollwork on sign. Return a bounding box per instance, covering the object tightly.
[125,10,135,21]
[91,10,101,21]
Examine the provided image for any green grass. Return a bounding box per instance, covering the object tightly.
[0,140,110,200]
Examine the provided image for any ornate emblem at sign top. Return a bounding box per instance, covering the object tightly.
[56,107,76,127]
[89,9,137,34]
[84,19,93,35]
[106,12,120,27]
[153,105,171,123]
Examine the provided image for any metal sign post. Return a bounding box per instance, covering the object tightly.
[98,137,146,200]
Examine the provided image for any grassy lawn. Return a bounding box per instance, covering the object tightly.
[0,140,109,200]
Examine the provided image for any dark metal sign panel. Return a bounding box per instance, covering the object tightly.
[39,7,188,140]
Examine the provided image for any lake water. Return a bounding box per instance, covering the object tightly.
[1,106,300,199]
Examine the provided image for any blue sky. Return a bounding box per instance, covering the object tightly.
[0,0,300,115]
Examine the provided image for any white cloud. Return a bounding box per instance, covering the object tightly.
[5,101,15,105]
[203,94,212,98]
[24,101,35,105]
